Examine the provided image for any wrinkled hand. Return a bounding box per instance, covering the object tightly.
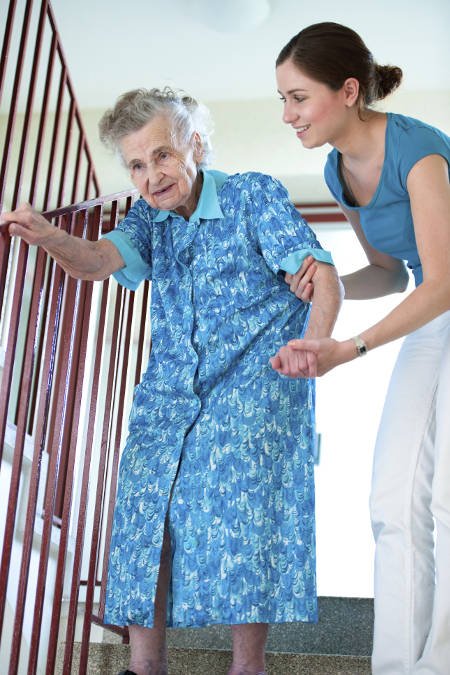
[269,344,318,378]
[0,202,56,246]
[284,255,317,302]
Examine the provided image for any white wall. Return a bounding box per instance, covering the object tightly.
[311,225,414,597]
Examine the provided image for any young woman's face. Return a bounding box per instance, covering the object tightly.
[276,59,350,149]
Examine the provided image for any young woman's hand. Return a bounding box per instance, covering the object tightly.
[287,337,356,376]
[284,255,317,302]
[269,344,318,378]
[271,337,358,378]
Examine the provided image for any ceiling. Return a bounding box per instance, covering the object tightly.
[49,0,450,109]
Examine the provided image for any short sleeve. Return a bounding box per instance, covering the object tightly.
[102,198,153,290]
[251,174,334,274]
[396,123,450,189]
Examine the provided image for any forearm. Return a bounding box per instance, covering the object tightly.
[332,278,450,367]
[359,279,450,351]
[304,264,343,339]
[287,267,450,377]
[342,263,409,300]
[42,228,119,281]
[0,203,123,281]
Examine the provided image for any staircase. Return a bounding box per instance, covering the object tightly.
[58,597,372,674]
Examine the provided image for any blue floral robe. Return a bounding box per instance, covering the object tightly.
[103,170,333,628]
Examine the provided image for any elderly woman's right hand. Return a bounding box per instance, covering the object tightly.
[285,255,317,302]
[0,202,56,247]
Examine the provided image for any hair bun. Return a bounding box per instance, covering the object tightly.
[373,64,403,100]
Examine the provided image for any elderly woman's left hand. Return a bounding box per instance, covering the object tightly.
[270,344,318,378]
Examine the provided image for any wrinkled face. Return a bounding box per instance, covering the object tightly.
[119,115,203,219]
[276,59,350,149]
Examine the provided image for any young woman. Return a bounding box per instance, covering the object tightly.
[274,21,450,675]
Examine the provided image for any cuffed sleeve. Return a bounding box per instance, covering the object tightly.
[251,174,334,275]
[103,229,151,290]
[280,247,334,274]
[102,197,153,290]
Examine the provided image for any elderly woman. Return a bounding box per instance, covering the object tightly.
[1,88,342,675]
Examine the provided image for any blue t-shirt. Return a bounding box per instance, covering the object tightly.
[325,113,450,286]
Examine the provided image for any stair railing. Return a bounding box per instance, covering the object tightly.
[0,0,100,315]
[0,189,151,675]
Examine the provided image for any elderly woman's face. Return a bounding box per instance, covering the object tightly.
[119,115,202,218]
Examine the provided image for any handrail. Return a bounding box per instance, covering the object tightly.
[0,2,124,673]
[294,201,347,222]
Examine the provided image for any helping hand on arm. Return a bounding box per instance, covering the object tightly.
[0,202,124,281]
[270,260,344,377]
[284,254,318,302]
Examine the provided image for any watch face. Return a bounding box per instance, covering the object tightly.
[354,336,367,356]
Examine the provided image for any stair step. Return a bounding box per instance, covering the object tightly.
[165,597,373,657]
[58,597,373,673]
[67,643,371,674]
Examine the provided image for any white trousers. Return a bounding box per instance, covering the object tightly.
[370,310,450,675]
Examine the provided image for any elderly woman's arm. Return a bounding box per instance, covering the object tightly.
[0,203,124,280]
[270,261,343,377]
[302,262,343,339]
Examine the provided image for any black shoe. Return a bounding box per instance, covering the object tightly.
[117,671,137,675]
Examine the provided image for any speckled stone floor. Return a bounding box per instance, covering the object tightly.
[69,644,371,674]
[57,597,373,674]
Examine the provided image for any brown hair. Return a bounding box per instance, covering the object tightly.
[276,22,402,110]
